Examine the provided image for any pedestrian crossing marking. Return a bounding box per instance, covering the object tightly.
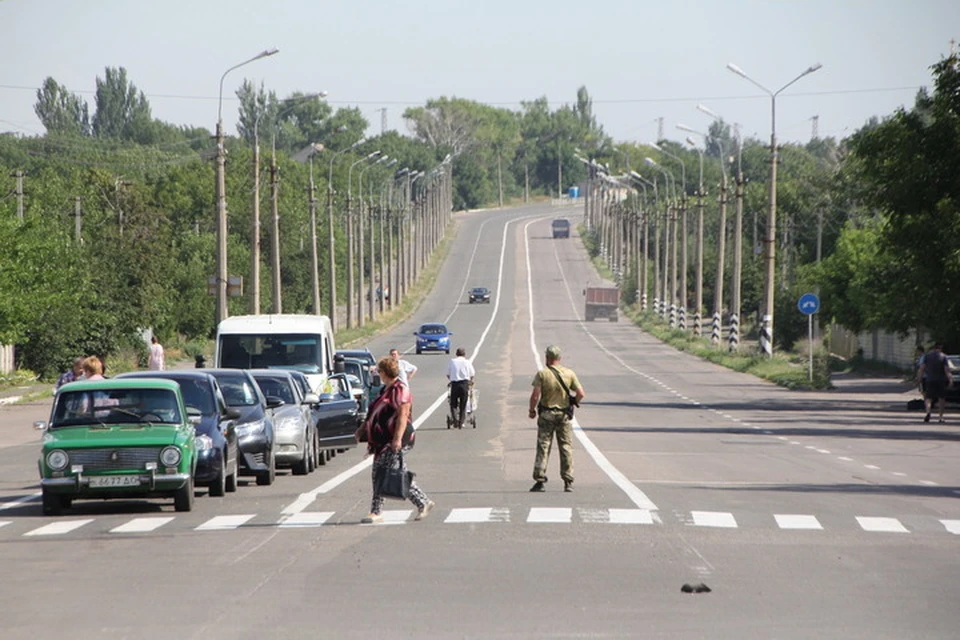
[279,511,334,528]
[941,520,960,535]
[110,517,174,534]
[195,514,255,531]
[24,519,93,536]
[445,507,494,523]
[528,507,571,523]
[378,510,413,525]
[691,511,737,528]
[0,521,10,530]
[857,517,909,533]
[775,514,823,530]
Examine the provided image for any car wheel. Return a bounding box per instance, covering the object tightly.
[292,437,310,475]
[41,489,63,516]
[174,476,195,512]
[225,465,238,493]
[256,448,276,486]
[416,348,421,355]
[209,457,227,497]
[445,349,450,354]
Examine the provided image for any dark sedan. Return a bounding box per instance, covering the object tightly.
[207,369,277,486]
[116,371,240,497]
[468,287,491,304]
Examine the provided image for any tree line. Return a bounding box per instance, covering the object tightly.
[2,54,957,380]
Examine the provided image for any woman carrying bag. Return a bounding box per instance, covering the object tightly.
[356,356,435,524]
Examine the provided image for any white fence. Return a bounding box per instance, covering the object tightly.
[828,324,923,370]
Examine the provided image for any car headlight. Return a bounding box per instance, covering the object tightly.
[194,434,214,451]
[46,449,69,471]
[159,446,182,466]
[236,418,265,437]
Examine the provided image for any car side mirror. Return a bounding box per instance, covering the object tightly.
[318,392,337,403]
[412,331,417,336]
[371,373,382,387]
[33,420,47,431]
[224,407,241,420]
[265,396,285,409]
[302,393,320,405]
[188,415,202,426]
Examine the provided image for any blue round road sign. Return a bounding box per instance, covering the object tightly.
[798,293,820,315]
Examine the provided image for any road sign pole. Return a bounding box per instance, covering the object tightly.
[808,314,813,382]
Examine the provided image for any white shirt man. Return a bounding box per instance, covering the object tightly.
[390,349,418,385]
[446,348,475,429]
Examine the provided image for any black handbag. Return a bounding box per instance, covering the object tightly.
[547,366,578,419]
[376,452,415,500]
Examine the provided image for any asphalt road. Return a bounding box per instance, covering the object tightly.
[1,202,957,639]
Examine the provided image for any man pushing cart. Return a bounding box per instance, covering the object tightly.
[446,347,476,429]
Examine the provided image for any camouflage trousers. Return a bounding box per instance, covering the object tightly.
[532,409,574,484]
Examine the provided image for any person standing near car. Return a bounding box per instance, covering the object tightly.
[446,347,475,429]
[528,345,584,493]
[356,356,433,524]
[390,349,418,385]
[55,357,84,390]
[918,342,952,424]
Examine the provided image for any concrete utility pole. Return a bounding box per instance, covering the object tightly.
[308,156,321,315]
[74,196,82,243]
[250,124,262,315]
[12,170,24,220]
[269,141,282,314]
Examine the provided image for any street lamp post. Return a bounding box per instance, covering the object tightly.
[651,143,688,330]
[684,137,705,337]
[358,155,388,326]
[698,104,746,351]
[214,47,278,327]
[728,61,822,356]
[326,137,365,330]
[645,158,676,324]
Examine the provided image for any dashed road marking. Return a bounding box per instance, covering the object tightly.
[775,514,823,530]
[24,519,93,536]
[527,507,572,523]
[110,517,174,533]
[195,514,255,531]
[691,511,737,528]
[857,517,909,533]
[941,520,960,535]
[279,511,334,528]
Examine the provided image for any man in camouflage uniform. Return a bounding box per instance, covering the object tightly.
[528,345,585,492]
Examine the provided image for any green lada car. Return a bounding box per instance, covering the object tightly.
[37,378,198,515]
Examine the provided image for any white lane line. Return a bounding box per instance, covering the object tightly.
[0,521,11,529]
[690,511,738,528]
[281,213,546,517]
[525,219,658,512]
[789,441,801,445]
[195,514,255,531]
[775,514,823,530]
[837,456,853,462]
[279,512,335,528]
[919,480,938,486]
[0,492,41,510]
[891,472,907,477]
[856,516,909,533]
[24,519,94,536]
[816,449,831,454]
[527,507,572,523]
[445,507,494,523]
[941,520,960,535]
[864,464,880,470]
[110,517,174,534]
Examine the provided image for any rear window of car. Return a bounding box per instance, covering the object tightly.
[253,376,297,405]
[216,375,260,407]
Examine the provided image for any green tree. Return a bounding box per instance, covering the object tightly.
[91,67,152,141]
[34,77,90,136]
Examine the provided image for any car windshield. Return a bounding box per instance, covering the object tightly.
[419,325,447,335]
[338,350,375,366]
[214,375,260,407]
[253,376,297,405]
[472,288,488,294]
[51,388,182,428]
[220,333,322,373]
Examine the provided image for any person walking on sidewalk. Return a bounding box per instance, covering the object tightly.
[446,347,475,429]
[528,345,585,493]
[918,342,952,424]
[390,348,418,385]
[356,356,434,524]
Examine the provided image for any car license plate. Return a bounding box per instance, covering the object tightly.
[89,475,140,488]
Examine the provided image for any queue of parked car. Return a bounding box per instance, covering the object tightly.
[35,360,365,516]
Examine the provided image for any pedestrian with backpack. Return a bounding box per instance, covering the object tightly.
[528,345,585,493]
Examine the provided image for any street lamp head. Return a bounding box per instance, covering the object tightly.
[644,157,659,168]
[366,150,382,159]
[384,159,398,168]
[805,63,823,75]
[256,48,280,60]
[629,170,643,180]
[697,104,719,120]
[649,142,662,151]
[676,123,698,135]
[726,62,747,78]
[685,137,698,147]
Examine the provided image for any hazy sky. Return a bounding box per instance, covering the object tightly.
[1,0,957,146]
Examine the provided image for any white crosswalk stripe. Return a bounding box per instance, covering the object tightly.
[527,507,572,523]
[24,519,94,536]
[690,511,738,528]
[110,517,174,534]
[0,521,11,530]
[856,516,909,533]
[445,507,510,523]
[775,514,823,530]
[279,512,334,528]
[940,520,960,534]
[195,514,255,531]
